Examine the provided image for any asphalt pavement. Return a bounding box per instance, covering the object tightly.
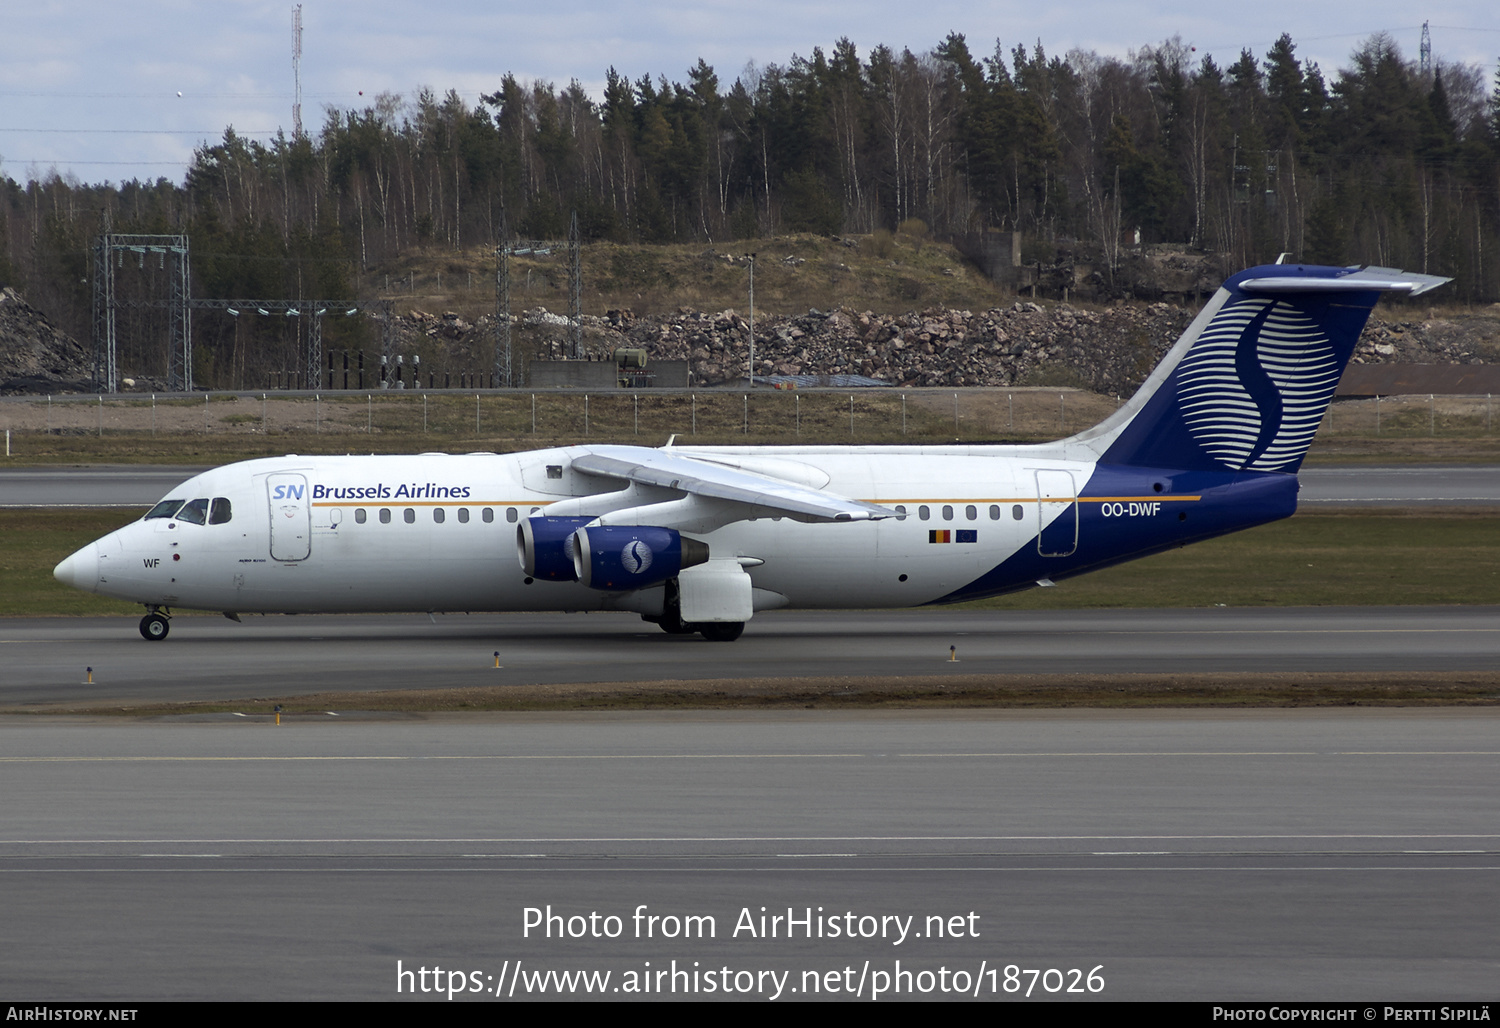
[2,709,1495,1000]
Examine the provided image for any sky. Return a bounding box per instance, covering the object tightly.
[2,1,1496,187]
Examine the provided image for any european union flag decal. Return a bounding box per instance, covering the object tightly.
[956,529,978,543]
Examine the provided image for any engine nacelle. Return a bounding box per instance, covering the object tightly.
[517,516,594,581]
[572,526,709,591]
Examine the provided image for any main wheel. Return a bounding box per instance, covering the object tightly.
[698,621,745,642]
[139,613,170,641]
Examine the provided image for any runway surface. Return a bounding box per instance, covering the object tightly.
[6,462,1498,1002]
[5,464,1500,507]
[0,465,206,507]
[5,606,1500,706]
[1298,465,1500,506]
[2,710,1495,1000]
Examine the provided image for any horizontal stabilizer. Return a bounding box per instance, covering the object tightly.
[1240,267,1451,296]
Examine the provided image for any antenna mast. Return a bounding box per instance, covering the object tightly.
[1419,21,1431,79]
[292,4,304,138]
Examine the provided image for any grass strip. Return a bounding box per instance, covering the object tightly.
[13,671,1499,717]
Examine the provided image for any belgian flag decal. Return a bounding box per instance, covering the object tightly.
[928,529,978,544]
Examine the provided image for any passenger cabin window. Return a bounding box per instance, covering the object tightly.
[176,498,209,525]
[941,505,954,521]
[504,508,516,523]
[484,508,496,524]
[144,499,185,520]
[403,508,416,524]
[355,509,367,524]
[894,504,907,521]
[457,508,470,524]
[1012,504,1024,521]
[433,508,445,524]
[989,505,1001,520]
[209,498,233,524]
[918,505,931,521]
[966,505,977,521]
[379,509,392,524]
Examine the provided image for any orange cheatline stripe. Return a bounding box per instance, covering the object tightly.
[1082,495,1201,503]
[307,495,1204,509]
[311,499,552,507]
[870,496,1201,504]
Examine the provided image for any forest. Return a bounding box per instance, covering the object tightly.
[2,29,1497,386]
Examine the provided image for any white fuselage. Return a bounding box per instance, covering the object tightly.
[67,446,1107,616]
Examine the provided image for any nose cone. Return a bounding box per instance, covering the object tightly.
[54,542,100,593]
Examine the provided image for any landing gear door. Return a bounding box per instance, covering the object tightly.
[1035,469,1078,557]
[267,472,312,561]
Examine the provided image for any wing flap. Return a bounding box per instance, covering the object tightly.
[572,446,892,524]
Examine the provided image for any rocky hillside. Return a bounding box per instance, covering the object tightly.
[6,276,1497,397]
[498,300,1500,395]
[0,287,92,394]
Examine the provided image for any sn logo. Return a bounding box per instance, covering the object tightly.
[271,484,305,500]
[621,540,654,575]
[142,558,160,568]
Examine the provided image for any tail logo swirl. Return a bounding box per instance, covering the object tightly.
[1174,298,1340,471]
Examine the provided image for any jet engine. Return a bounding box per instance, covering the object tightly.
[572,526,709,590]
[517,516,594,581]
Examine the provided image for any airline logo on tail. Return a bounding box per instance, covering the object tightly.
[1096,265,1448,475]
[1175,297,1340,472]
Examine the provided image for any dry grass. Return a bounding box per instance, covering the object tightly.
[0,387,1119,462]
[8,388,1500,465]
[19,671,1500,717]
[361,233,1012,321]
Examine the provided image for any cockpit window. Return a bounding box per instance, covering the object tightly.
[175,498,210,525]
[144,499,185,520]
[209,497,233,524]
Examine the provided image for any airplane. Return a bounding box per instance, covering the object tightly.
[54,263,1448,642]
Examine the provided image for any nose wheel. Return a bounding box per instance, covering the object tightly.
[139,612,171,641]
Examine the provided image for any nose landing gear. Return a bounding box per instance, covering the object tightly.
[139,609,171,641]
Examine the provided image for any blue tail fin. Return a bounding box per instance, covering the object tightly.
[1078,265,1449,473]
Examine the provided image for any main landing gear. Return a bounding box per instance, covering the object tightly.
[697,621,745,642]
[642,580,746,641]
[139,608,171,641]
[646,613,746,642]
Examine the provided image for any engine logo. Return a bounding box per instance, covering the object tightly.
[621,539,654,575]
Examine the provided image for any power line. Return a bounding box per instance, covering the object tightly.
[2,159,193,166]
[0,129,281,135]
[0,91,351,99]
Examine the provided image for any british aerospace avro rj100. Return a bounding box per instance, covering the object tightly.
[55,264,1447,642]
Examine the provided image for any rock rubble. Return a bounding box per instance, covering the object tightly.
[0,287,92,394]
[4,286,1496,396]
[502,302,1500,394]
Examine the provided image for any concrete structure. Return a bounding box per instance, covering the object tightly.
[529,358,690,389]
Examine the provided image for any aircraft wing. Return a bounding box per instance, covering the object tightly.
[571,445,894,524]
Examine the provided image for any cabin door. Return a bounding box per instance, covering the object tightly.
[267,472,312,561]
[1035,470,1078,557]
